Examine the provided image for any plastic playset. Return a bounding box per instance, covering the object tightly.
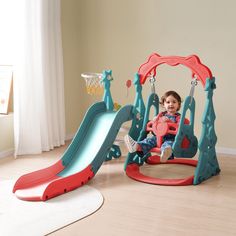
[13,53,220,201]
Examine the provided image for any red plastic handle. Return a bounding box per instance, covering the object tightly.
[138,53,212,87]
[152,122,178,148]
[146,120,154,132]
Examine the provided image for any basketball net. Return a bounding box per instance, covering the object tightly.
[81,73,104,95]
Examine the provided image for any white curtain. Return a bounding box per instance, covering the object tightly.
[14,0,65,156]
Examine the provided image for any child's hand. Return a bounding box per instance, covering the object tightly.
[160,116,169,122]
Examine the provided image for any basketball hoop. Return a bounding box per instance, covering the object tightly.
[81,72,104,95]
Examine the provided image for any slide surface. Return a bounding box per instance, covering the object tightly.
[13,102,133,201]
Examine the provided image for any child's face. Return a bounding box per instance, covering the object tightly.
[163,95,180,114]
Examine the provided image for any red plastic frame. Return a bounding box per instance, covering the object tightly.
[13,160,94,201]
[126,156,198,186]
[138,53,212,86]
[128,114,194,186]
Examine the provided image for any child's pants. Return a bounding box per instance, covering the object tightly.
[137,135,174,155]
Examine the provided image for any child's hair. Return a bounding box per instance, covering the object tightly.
[160,90,182,111]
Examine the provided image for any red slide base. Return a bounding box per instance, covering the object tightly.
[13,164,95,201]
[126,156,198,186]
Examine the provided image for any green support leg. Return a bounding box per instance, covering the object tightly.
[106,144,121,161]
[194,77,221,185]
[124,73,146,169]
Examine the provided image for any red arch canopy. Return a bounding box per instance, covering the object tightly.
[138,53,212,87]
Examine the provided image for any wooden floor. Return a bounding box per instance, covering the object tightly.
[0,143,236,236]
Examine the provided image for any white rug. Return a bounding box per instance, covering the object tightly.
[0,180,103,236]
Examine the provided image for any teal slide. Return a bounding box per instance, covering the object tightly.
[59,101,133,176]
[13,101,133,201]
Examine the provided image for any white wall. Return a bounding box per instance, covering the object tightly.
[1,0,235,155]
[67,0,235,150]
[0,114,14,156]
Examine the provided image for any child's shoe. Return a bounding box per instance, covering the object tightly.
[160,146,172,163]
[124,135,138,153]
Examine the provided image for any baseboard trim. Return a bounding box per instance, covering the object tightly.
[0,134,75,159]
[0,134,74,159]
[0,149,14,159]
[1,144,235,159]
[216,147,236,156]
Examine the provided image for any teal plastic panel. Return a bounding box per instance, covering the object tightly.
[91,104,134,173]
[173,96,198,158]
[58,102,133,177]
[193,77,220,184]
[124,74,146,169]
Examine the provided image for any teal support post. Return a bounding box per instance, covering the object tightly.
[101,70,123,161]
[102,70,114,111]
[139,92,159,141]
[124,73,146,169]
[128,73,146,139]
[130,92,160,166]
[173,96,198,158]
[193,77,220,184]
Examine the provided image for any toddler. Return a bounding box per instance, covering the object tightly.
[124,90,182,162]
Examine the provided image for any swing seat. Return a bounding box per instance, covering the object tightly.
[146,115,190,156]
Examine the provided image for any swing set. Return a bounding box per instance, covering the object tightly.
[125,53,220,186]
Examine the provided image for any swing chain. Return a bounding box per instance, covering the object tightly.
[149,76,156,94]
[189,77,198,104]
